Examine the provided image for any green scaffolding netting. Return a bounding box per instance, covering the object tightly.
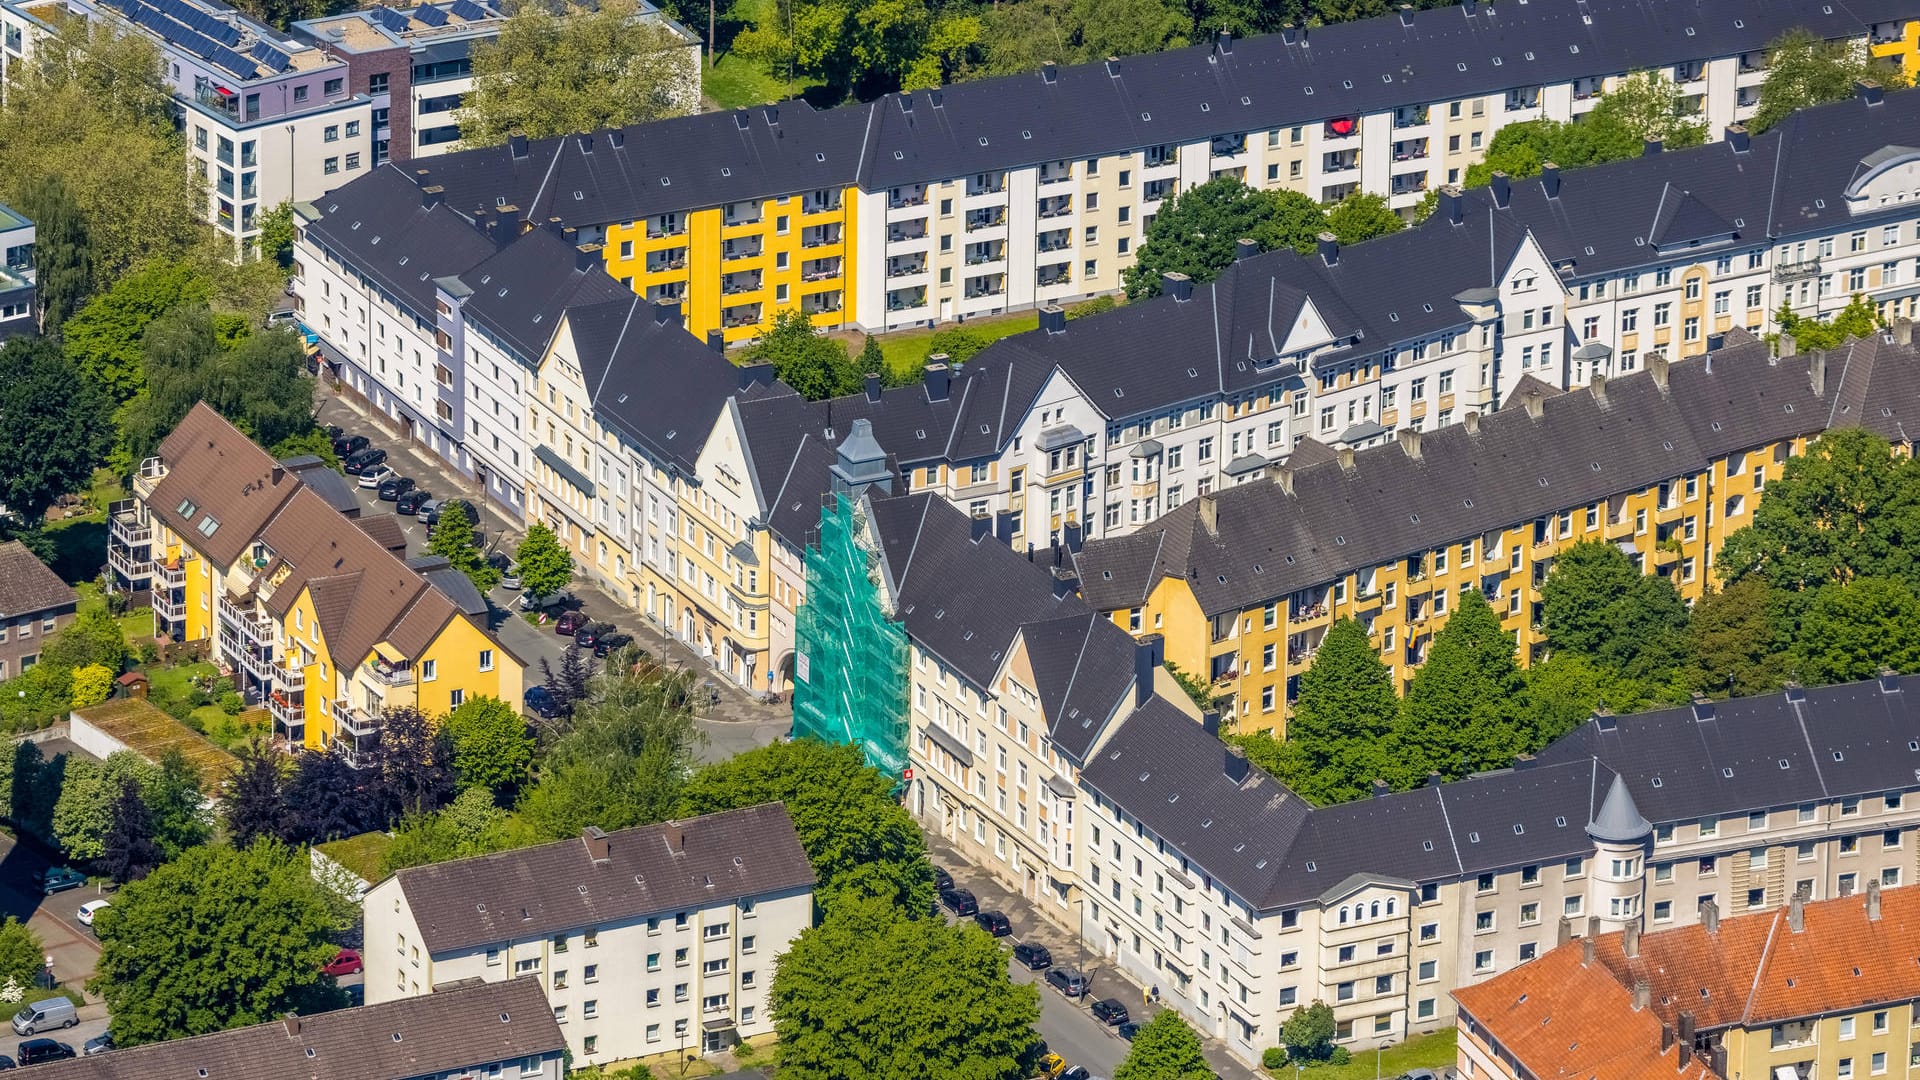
[791,492,911,779]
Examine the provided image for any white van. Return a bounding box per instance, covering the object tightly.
[12,997,76,1035]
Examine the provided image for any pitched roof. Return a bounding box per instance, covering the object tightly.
[1451,940,1721,1080]
[454,225,631,365]
[390,803,814,955]
[21,977,562,1080]
[1586,774,1651,843]
[281,456,361,516]
[0,541,74,618]
[1016,611,1139,762]
[300,167,501,323]
[149,403,302,569]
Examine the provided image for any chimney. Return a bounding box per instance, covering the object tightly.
[1197,494,1219,537]
[1661,1023,1675,1052]
[864,372,882,402]
[924,359,951,402]
[1427,771,1444,788]
[1689,692,1714,722]
[1439,184,1464,225]
[970,513,993,543]
[1581,935,1595,964]
[1678,1042,1692,1070]
[1706,331,1725,353]
[1632,979,1651,1011]
[706,329,725,354]
[1678,1013,1695,1048]
[1105,56,1121,76]
[576,243,602,272]
[1595,707,1617,731]
[1490,171,1511,209]
[1624,920,1641,957]
[762,105,779,126]
[1869,878,1884,920]
[1522,386,1544,420]
[420,184,445,210]
[1223,745,1252,784]
[1513,752,1535,770]
[1371,778,1390,798]
[1726,122,1750,153]
[1560,917,1575,946]
[582,825,610,862]
[1643,138,1663,156]
[1789,892,1805,932]
[1857,78,1885,105]
[1777,331,1798,358]
[1809,349,1828,398]
[1540,160,1561,199]
[284,1014,302,1038]
[662,821,685,855]
[1396,428,1422,460]
[1316,231,1340,266]
[1397,3,1413,25]
[1895,317,1915,345]
[1162,271,1194,301]
[1282,24,1296,44]
[508,131,528,159]
[1880,668,1901,694]
[1236,238,1259,261]
[1040,61,1057,84]
[1336,446,1356,473]
[1589,373,1608,408]
[1699,897,1719,934]
[608,129,625,149]
[993,509,1013,546]
[737,363,773,391]
[1134,634,1165,707]
[1038,304,1067,334]
[1648,353,1670,392]
[1271,464,1295,496]
[1063,520,1083,554]
[733,110,750,129]
[1215,29,1232,54]
[1462,410,1480,435]
[651,298,681,327]
[271,464,286,487]
[1050,565,1076,598]
[575,132,593,154]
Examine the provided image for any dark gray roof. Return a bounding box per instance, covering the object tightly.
[282,456,361,516]
[422,566,488,617]
[391,803,814,954]
[302,167,500,324]
[372,0,1903,225]
[1588,774,1652,843]
[866,491,1085,688]
[455,226,630,365]
[532,443,595,498]
[1018,611,1140,762]
[21,978,562,1080]
[1075,333,1850,616]
[0,541,74,619]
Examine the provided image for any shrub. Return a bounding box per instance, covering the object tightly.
[218,692,244,716]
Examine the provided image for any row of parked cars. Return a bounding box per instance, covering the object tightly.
[328,427,486,530]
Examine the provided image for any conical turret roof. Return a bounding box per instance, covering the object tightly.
[1587,774,1651,844]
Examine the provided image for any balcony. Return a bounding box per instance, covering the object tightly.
[1037,266,1072,288]
[1290,602,1327,625]
[646,218,687,239]
[801,291,843,315]
[721,302,764,328]
[721,271,763,296]
[1774,258,1822,283]
[965,174,1006,197]
[801,256,841,282]
[106,539,150,583]
[364,659,414,687]
[1392,139,1429,162]
[1323,116,1358,140]
[1672,62,1706,84]
[886,254,926,278]
[330,700,380,766]
[888,220,927,243]
[1038,161,1072,185]
[1506,88,1542,110]
[1142,180,1175,203]
[1323,151,1359,175]
[1036,196,1072,219]
[888,186,929,209]
[802,191,841,214]
[1210,134,1248,157]
[268,690,304,736]
[801,225,842,249]
[1391,174,1430,197]
[963,274,1006,300]
[1392,106,1429,128]
[965,241,1006,266]
[1037,228,1071,253]
[645,249,688,273]
[722,237,762,262]
[887,287,928,313]
[278,663,306,692]
[965,209,1006,232]
[133,456,167,500]
[1143,146,1178,168]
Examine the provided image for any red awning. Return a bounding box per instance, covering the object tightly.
[1328,117,1355,135]
[214,85,235,97]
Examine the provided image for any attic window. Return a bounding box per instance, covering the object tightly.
[1306,861,1317,872]
[1569,44,1578,53]
[1463,498,1474,508]
[1240,97,1250,106]
[1342,80,1352,89]
[1780,759,1791,769]
[1513,824,1524,835]
[1590,462,1601,471]
[398,255,410,265]
[1201,818,1214,828]
[1102,571,1113,580]
[1662,441,1674,450]
[1199,103,1210,112]
[1537,477,1549,487]
[1168,793,1179,803]
[1650,777,1663,788]
[1335,535,1346,545]
[1187,367,1198,377]
[977,138,988,147]
[1634,237,1646,246]
[1721,767,1734,778]
[1524,50,1534,60]
[721,167,732,176]
[1833,750,1845,761]
[1711,421,1723,431]
[197,515,221,538]
[495,196,506,206]
[1422,840,1434,851]
[1815,199,1827,209]
[306,1049,317,1058]
[1022,130,1033,139]
[1491,56,1502,66]
[1911,741,1920,752]
[1217,575,1227,584]
[1114,389,1124,397]
[176,498,198,517]
[1785,403,1796,413]
[1734,218,1745,228]
[1388,313,1400,322]
[1555,816,1566,827]
[575,191,585,200]
[1734,17,1743,24]
[893,151,903,160]
[1468,831,1481,843]
[1457,62,1467,71]
[1304,86,1314,95]
[1381,74,1391,83]
[1409,513,1420,523]
[1684,25,1694,34]
[1585,246,1595,255]
[370,236,382,245]
[1140,113,1151,122]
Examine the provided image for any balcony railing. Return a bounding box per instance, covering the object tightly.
[332,699,380,738]
[279,663,306,692]
[269,691,304,729]
[1774,259,1822,283]
[364,661,414,687]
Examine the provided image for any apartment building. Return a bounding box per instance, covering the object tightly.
[110,403,524,758]
[364,804,814,1067]
[1072,327,1920,733]
[310,0,1920,343]
[1072,672,1920,1069]
[0,0,372,256]
[21,978,567,1080]
[0,541,75,682]
[1457,882,1920,1080]
[0,202,34,338]
[291,0,697,167]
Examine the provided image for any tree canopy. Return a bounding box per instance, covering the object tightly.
[442,695,536,799]
[515,522,574,601]
[1718,428,1920,594]
[0,336,113,524]
[742,311,860,401]
[1753,28,1909,133]
[1114,1011,1213,1080]
[118,305,317,462]
[1398,589,1528,782]
[1234,618,1397,804]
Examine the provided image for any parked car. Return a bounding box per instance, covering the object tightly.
[323,425,343,442]
[1089,999,1130,1026]
[395,489,433,515]
[81,1034,111,1056]
[1044,967,1089,998]
[357,463,396,489]
[519,589,572,612]
[1116,1022,1141,1041]
[10,1000,74,1037]
[933,866,954,892]
[414,498,442,522]
[554,611,590,636]
[1012,941,1052,970]
[15,1040,73,1066]
[39,867,84,895]
[573,621,616,649]
[523,684,562,719]
[973,910,1012,936]
[332,433,369,457]
[76,900,108,927]
[425,499,478,529]
[488,552,520,589]
[343,447,387,475]
[1398,1071,1438,1080]
[939,887,978,917]
[1037,1052,1067,1078]
[1060,1068,1094,1080]
[344,984,364,1007]
[591,632,634,658]
[322,948,362,977]
[265,309,298,328]
[376,475,416,500]
[0,1052,17,1068]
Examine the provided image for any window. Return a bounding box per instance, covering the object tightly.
[1474,950,1493,972]
[324,77,343,96]
[1418,959,1436,981]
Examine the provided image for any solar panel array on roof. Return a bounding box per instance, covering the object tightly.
[413,4,448,26]
[448,0,487,20]
[370,5,409,30]
[251,39,290,72]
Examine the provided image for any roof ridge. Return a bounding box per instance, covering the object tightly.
[1742,908,1786,1025]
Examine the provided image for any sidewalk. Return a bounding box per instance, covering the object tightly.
[924,830,1263,1080]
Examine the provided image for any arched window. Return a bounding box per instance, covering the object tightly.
[1370,901,1380,919]
[1386,898,1396,916]
[1339,908,1348,925]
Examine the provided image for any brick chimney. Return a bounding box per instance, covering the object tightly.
[583,825,610,863]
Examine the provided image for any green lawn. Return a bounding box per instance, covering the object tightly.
[1272,1029,1458,1079]
[72,583,156,645]
[703,51,817,110]
[316,831,394,883]
[44,469,125,584]
[838,310,1041,383]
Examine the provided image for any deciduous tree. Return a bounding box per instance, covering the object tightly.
[771,896,1039,1080]
[427,500,500,592]
[220,740,288,847]
[1262,618,1397,804]
[461,0,697,146]
[119,305,316,462]
[742,311,859,401]
[52,751,156,864]
[442,695,535,799]
[61,262,209,404]
[515,522,573,601]
[1114,1011,1213,1080]
[1399,589,1526,782]
[678,739,934,915]
[68,664,112,709]
[1324,190,1403,247]
[282,748,375,844]
[1754,28,1907,133]
[42,608,130,674]
[0,336,113,525]
[90,841,343,1046]
[1122,177,1288,299]
[519,665,702,838]
[101,777,160,883]
[1718,428,1920,593]
[1772,294,1883,351]
[1278,1000,1338,1063]
[381,786,539,873]
[368,705,454,825]
[1793,577,1920,684]
[15,175,89,335]
[1687,578,1790,698]
[1541,540,1691,684]
[0,918,43,994]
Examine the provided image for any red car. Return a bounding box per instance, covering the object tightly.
[322,948,363,977]
[555,611,589,636]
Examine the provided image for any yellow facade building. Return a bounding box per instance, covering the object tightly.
[120,403,523,761]
[1075,332,1911,735]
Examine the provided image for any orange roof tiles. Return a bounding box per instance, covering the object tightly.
[1453,944,1721,1080]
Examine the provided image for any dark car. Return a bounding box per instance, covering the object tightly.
[342,447,388,475]
[591,632,634,658]
[1060,1068,1092,1080]
[1012,941,1052,970]
[1116,1021,1142,1041]
[933,866,954,892]
[1089,998,1130,1026]
[554,611,589,636]
[15,1040,74,1066]
[523,684,562,719]
[395,488,432,515]
[1045,967,1090,998]
[573,621,616,649]
[376,475,415,501]
[331,433,369,457]
[0,1053,15,1068]
[39,867,85,895]
[425,499,478,529]
[939,887,978,917]
[973,910,1012,936]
